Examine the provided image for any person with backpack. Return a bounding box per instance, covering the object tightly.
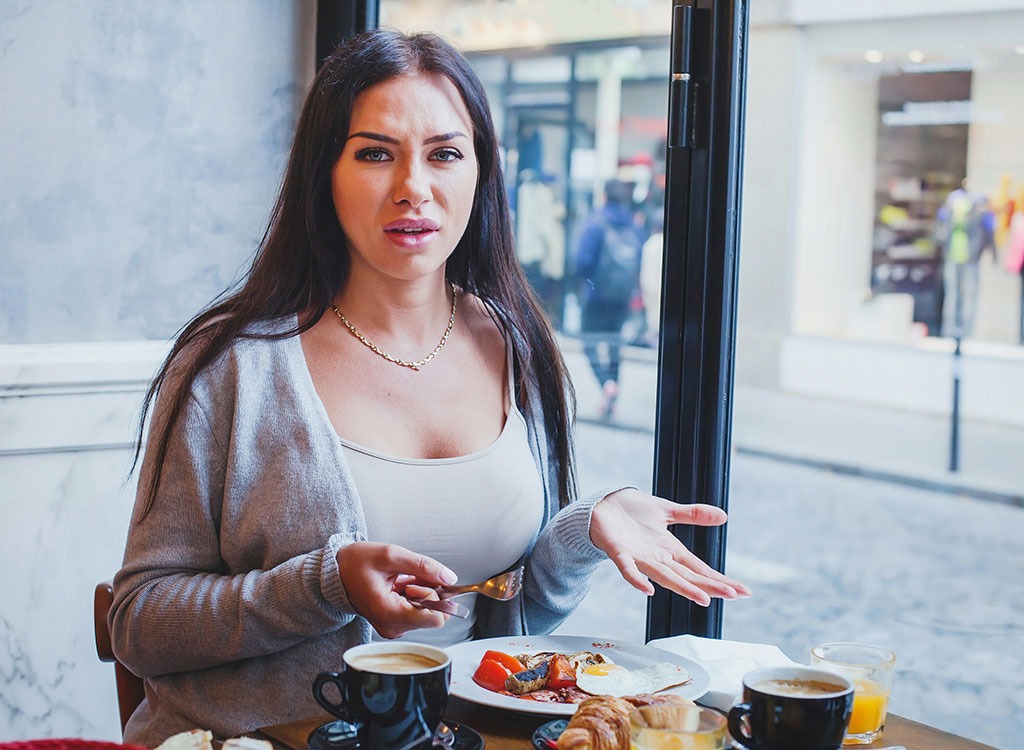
[574,179,646,419]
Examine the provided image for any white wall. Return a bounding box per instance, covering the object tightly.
[789,57,877,337]
[0,344,162,739]
[968,52,1024,197]
[735,26,803,386]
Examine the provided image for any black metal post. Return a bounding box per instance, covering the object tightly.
[949,335,961,472]
[316,0,379,69]
[648,0,749,642]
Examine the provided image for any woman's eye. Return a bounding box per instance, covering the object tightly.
[431,148,464,163]
[354,148,391,162]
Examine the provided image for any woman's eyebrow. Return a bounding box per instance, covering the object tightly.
[347,131,399,144]
[424,131,469,144]
[346,130,468,145]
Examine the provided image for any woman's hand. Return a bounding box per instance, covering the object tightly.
[589,488,752,606]
[336,542,458,639]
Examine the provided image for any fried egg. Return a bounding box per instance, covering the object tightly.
[575,661,691,698]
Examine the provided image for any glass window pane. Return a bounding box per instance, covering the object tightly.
[382,0,671,644]
[732,5,1024,748]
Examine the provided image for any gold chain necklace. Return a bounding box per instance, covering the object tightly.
[331,282,458,371]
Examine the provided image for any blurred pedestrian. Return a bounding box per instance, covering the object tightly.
[516,169,566,325]
[574,179,645,418]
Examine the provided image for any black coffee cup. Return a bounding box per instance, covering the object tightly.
[728,666,854,750]
[313,641,451,750]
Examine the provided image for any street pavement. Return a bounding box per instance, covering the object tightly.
[552,343,1023,749]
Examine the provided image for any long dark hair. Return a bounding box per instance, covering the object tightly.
[134,29,576,516]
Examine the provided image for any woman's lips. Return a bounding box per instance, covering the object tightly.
[383,218,440,247]
[384,218,440,232]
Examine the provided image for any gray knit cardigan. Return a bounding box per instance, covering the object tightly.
[110,316,610,744]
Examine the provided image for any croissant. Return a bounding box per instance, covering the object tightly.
[556,695,634,750]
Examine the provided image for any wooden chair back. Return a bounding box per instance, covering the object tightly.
[93,580,145,735]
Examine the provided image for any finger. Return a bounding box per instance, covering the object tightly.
[610,552,655,596]
[391,583,449,619]
[660,553,753,600]
[671,552,752,597]
[661,558,739,599]
[638,559,711,606]
[699,566,752,597]
[375,610,447,640]
[402,583,441,601]
[660,545,752,597]
[404,607,450,629]
[391,592,449,630]
[392,574,418,594]
[383,547,458,587]
[730,578,753,597]
[664,502,728,527]
[655,538,723,579]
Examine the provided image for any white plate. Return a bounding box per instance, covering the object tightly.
[445,635,711,717]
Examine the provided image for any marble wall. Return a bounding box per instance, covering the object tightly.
[0,0,313,344]
[0,342,173,738]
[0,0,313,739]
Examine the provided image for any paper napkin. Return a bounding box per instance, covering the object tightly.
[647,635,800,712]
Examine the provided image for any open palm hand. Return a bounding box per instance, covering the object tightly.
[589,488,752,605]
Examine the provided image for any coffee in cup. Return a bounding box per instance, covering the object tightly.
[751,677,849,697]
[345,651,444,674]
[313,641,451,750]
[728,666,853,750]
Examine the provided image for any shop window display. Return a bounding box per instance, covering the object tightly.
[871,71,971,336]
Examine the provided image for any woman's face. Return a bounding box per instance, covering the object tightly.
[332,72,479,284]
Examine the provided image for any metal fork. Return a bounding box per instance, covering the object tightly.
[405,567,524,619]
[434,566,524,601]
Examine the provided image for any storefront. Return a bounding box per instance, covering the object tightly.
[744,4,1024,425]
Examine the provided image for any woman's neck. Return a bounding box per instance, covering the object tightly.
[333,271,455,350]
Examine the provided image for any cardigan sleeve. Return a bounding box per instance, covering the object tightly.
[518,488,610,634]
[109,350,362,678]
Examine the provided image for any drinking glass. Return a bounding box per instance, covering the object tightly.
[629,704,729,750]
[811,642,895,745]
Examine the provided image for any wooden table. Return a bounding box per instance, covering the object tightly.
[259,695,996,749]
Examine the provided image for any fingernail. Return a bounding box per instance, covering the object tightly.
[440,568,458,585]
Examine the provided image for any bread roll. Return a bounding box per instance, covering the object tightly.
[630,702,702,731]
[556,692,699,750]
[222,738,274,750]
[154,729,213,750]
[556,695,633,750]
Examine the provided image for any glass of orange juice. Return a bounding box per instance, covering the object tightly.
[810,642,895,745]
[629,704,729,750]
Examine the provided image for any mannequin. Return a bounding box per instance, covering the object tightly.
[937,178,995,337]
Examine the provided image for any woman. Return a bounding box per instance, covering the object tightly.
[109,29,749,743]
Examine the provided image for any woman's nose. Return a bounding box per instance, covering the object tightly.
[392,161,432,207]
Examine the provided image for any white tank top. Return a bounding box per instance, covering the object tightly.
[339,346,545,645]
